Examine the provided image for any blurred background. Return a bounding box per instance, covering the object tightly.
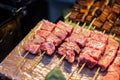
[0,0,75,62]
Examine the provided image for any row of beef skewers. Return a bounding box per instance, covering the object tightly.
[17,18,120,80]
[69,0,120,35]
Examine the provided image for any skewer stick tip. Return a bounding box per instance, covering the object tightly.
[16,51,29,67]
[56,54,66,66]
[92,67,100,80]
[28,51,45,71]
[64,12,71,19]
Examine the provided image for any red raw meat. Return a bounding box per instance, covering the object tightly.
[40,42,55,55]
[86,40,106,52]
[65,49,75,63]
[82,47,102,60]
[33,35,45,44]
[23,41,41,54]
[53,27,68,40]
[58,47,75,63]
[108,63,120,74]
[36,30,51,39]
[61,42,81,54]
[98,55,115,71]
[90,31,108,43]
[57,20,73,34]
[46,33,62,46]
[98,38,119,71]
[78,53,97,68]
[108,49,120,74]
[65,33,87,47]
[40,20,56,31]
[101,72,119,80]
[58,47,66,55]
[72,26,82,34]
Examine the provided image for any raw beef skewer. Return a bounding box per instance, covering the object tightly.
[15,21,44,71]
[92,34,118,80]
[68,18,96,80]
[14,20,56,75]
[101,49,120,80]
[28,20,73,71]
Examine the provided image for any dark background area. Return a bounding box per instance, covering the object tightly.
[0,0,75,62]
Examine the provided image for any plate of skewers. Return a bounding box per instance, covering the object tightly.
[0,13,120,80]
[1,0,120,79]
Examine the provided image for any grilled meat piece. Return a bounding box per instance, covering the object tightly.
[92,19,103,28]
[112,3,120,14]
[102,21,113,32]
[111,26,120,35]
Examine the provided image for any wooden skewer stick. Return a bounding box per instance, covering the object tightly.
[16,22,43,68]
[28,51,45,71]
[92,31,117,80]
[64,12,72,19]
[16,51,29,67]
[66,22,81,80]
[92,67,100,80]
[74,63,86,80]
[56,54,66,67]
[82,23,86,28]
[72,18,96,80]
[67,64,79,80]
[88,18,96,30]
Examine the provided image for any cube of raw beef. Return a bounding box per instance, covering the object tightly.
[98,55,116,71]
[72,26,82,34]
[53,27,68,40]
[78,53,97,68]
[61,42,81,54]
[36,30,51,39]
[58,47,66,55]
[82,47,102,60]
[23,41,41,54]
[57,20,73,34]
[108,50,120,73]
[40,20,55,31]
[98,38,119,71]
[101,72,120,80]
[33,35,45,44]
[65,33,87,47]
[65,49,75,63]
[90,31,108,43]
[58,47,75,63]
[46,33,62,46]
[86,40,106,52]
[40,42,55,55]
